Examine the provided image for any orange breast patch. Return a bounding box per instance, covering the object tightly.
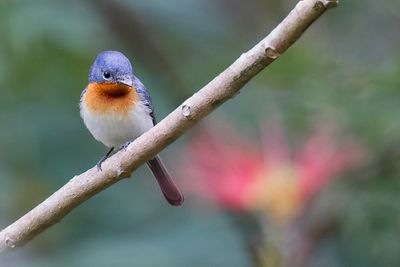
[83,83,139,116]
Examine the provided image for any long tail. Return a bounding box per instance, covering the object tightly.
[146,155,184,206]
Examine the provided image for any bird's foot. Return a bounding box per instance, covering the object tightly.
[121,141,131,151]
[96,147,115,172]
[96,160,104,172]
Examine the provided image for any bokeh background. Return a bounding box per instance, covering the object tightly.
[0,0,399,266]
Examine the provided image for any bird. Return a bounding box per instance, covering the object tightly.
[80,50,184,206]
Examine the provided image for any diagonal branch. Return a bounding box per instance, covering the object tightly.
[0,0,338,252]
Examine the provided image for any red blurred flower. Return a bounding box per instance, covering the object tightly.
[181,119,365,223]
[182,127,264,210]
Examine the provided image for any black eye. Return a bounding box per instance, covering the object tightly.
[103,71,111,80]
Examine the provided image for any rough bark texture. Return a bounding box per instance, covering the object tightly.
[0,0,338,252]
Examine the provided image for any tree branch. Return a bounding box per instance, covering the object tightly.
[0,0,338,252]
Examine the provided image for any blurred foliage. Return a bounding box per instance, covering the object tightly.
[0,0,399,266]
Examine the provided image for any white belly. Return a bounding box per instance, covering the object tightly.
[80,102,153,148]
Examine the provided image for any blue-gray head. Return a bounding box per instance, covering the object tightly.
[88,51,134,87]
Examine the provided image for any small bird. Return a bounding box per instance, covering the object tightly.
[80,50,184,206]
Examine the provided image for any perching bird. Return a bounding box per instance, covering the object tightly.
[80,50,184,206]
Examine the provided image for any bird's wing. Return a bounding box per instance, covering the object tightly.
[133,76,156,125]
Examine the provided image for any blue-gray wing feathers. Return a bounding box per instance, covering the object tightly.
[133,75,156,125]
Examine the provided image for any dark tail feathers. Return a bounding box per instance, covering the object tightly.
[146,155,184,206]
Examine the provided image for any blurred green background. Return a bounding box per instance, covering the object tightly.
[0,0,399,266]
